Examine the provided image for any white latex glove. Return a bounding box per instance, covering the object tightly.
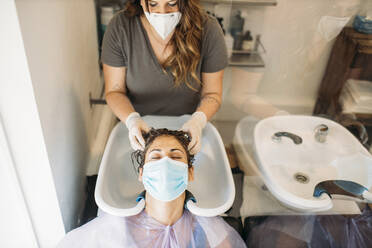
[125,112,150,151]
[181,112,207,155]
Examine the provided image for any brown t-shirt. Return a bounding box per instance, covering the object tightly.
[101,11,228,116]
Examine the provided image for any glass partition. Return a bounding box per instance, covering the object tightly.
[201,0,372,246]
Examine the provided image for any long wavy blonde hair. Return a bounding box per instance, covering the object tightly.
[124,0,206,91]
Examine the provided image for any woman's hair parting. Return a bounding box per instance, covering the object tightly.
[131,128,195,172]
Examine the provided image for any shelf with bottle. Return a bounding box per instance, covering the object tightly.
[228,52,264,67]
[200,0,277,6]
[231,49,255,54]
[226,31,265,67]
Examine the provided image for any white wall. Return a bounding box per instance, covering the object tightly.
[360,0,372,16]
[0,1,65,246]
[203,0,364,121]
[0,116,39,248]
[15,0,102,233]
[254,0,362,107]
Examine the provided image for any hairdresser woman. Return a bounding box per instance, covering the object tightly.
[102,0,228,154]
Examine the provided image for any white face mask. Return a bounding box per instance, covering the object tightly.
[144,11,182,40]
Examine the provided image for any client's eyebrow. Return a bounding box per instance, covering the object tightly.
[148,148,185,154]
[170,148,184,154]
[149,149,161,153]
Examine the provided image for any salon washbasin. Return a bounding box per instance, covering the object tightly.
[252,115,372,212]
[95,115,235,217]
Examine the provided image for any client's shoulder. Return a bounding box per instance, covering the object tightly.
[56,214,129,247]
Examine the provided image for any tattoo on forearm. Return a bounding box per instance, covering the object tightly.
[112,83,124,91]
[199,93,221,108]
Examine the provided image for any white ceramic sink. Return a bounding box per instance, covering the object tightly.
[95,115,235,217]
[253,115,372,212]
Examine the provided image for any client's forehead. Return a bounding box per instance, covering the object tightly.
[147,135,185,153]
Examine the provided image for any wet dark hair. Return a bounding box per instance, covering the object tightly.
[131,128,195,172]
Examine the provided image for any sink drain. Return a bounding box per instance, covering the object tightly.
[294,172,309,184]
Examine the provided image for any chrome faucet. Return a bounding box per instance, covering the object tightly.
[272,132,303,144]
[314,124,328,143]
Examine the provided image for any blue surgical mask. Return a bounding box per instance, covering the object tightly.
[142,156,188,202]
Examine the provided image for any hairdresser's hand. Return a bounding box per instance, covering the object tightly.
[181,112,207,155]
[125,112,150,151]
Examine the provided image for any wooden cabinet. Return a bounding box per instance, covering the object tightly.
[313,27,372,126]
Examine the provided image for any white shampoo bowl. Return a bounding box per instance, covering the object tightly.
[95,115,235,217]
[251,115,372,212]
